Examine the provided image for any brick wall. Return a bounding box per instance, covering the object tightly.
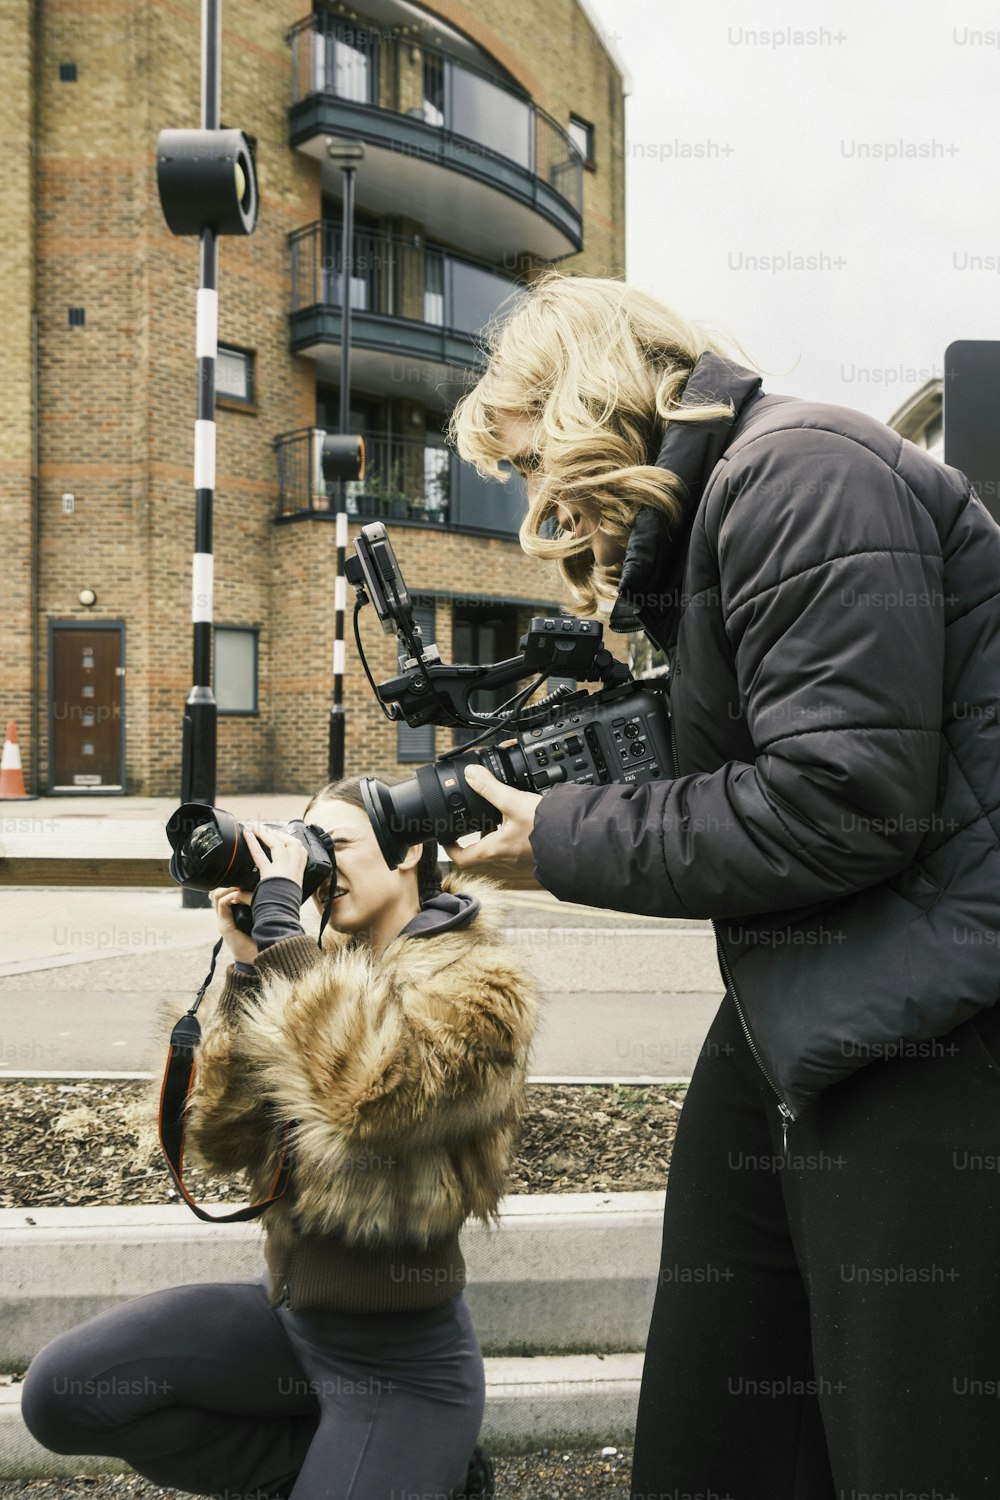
[15,0,626,796]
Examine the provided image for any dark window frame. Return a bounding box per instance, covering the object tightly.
[568,113,595,169]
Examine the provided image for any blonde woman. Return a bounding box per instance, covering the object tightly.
[21,776,539,1500]
[442,271,1000,1496]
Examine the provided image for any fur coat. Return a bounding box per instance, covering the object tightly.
[164,872,540,1264]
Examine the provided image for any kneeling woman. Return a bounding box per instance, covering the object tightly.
[21,775,540,1500]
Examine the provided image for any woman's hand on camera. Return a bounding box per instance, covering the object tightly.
[209,886,259,964]
[441,766,541,875]
[243,826,309,890]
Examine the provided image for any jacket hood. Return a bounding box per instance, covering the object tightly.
[371,868,508,962]
[609,351,764,633]
[398,886,480,939]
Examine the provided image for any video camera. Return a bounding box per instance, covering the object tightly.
[347,523,674,869]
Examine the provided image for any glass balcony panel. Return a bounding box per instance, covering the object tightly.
[450,451,526,537]
[447,259,522,338]
[449,63,531,169]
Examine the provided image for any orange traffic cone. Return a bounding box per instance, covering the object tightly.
[0,719,34,799]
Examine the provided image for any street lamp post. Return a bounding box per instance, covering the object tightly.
[325,139,365,781]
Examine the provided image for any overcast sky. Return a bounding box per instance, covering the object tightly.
[581,0,1000,423]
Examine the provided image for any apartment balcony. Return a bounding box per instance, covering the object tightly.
[287,11,583,262]
[274,427,528,540]
[289,221,524,404]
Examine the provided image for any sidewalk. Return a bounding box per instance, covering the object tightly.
[0,794,545,889]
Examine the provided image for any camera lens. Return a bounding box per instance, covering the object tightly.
[180,821,226,881]
[360,742,529,869]
[166,804,252,892]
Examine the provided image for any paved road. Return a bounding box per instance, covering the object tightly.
[0,887,726,1079]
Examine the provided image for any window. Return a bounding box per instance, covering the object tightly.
[314,25,373,103]
[398,603,436,762]
[216,345,255,406]
[424,252,444,325]
[423,55,445,127]
[423,441,450,522]
[568,115,595,167]
[451,602,519,749]
[214,627,258,714]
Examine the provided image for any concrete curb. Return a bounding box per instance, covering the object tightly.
[0,1193,665,1363]
[0,1195,658,1475]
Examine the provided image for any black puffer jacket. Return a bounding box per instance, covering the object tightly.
[529,351,1000,1129]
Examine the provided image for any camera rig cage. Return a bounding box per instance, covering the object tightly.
[344,522,672,796]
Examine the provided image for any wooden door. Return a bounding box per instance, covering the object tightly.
[50,625,124,792]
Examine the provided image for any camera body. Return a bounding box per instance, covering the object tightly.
[347,524,673,869]
[165,804,336,934]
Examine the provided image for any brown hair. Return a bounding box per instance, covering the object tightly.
[304,775,444,906]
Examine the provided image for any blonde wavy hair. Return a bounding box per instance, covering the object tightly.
[448,271,760,617]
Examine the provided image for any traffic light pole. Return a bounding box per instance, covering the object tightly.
[156,0,258,908]
[181,0,222,811]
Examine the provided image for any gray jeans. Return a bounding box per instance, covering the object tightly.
[20,1271,485,1500]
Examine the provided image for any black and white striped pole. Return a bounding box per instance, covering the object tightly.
[155,0,258,817]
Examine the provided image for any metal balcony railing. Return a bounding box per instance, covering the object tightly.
[289,221,522,337]
[274,426,527,539]
[287,10,583,217]
[274,427,451,523]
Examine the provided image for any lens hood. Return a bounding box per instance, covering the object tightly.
[165,802,243,890]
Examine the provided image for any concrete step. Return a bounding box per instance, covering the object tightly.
[0,1350,644,1477]
[0,1193,665,1366]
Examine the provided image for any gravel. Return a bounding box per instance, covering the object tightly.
[0,1080,684,1208]
[0,1446,636,1499]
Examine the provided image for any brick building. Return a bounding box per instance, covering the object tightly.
[3,0,627,796]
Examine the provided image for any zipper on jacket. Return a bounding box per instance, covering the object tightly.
[664,694,797,1153]
[275,1237,299,1309]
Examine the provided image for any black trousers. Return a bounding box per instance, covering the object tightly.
[631,988,1000,1500]
[20,1279,484,1500]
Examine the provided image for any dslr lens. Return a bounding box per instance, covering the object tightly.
[180,822,225,882]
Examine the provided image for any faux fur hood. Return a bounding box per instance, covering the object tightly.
[158,871,540,1254]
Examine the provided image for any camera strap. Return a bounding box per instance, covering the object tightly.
[157,937,298,1223]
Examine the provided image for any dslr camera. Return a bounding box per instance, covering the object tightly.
[347,523,674,869]
[165,805,336,934]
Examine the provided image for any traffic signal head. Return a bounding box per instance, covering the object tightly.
[157,128,258,236]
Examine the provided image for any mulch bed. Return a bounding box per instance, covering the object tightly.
[0,1080,684,1209]
[0,1444,636,1497]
